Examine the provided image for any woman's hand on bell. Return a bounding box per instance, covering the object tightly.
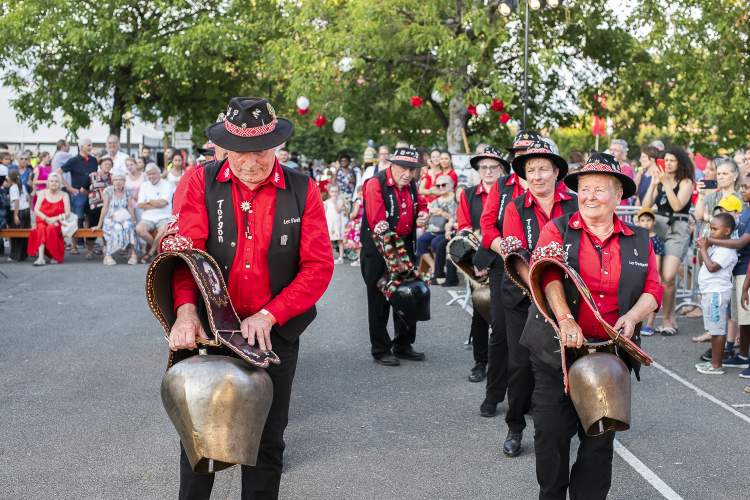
[169,304,208,351]
[559,317,584,348]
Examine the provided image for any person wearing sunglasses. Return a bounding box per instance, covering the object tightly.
[416,174,457,282]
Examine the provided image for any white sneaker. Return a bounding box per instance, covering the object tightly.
[696,363,725,375]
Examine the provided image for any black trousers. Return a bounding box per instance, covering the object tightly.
[530,354,615,500]
[470,308,490,364]
[485,262,508,403]
[433,236,458,282]
[360,252,417,357]
[9,208,30,261]
[504,301,534,433]
[178,333,300,500]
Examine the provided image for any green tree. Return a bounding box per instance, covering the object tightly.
[0,0,287,138]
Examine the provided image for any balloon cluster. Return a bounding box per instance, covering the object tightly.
[298,96,347,133]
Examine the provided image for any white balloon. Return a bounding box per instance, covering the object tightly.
[333,116,346,134]
[476,103,488,116]
[296,96,310,110]
[431,90,443,103]
[338,56,354,73]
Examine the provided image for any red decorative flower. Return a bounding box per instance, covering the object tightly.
[314,113,327,127]
[467,104,477,117]
[297,107,309,116]
[499,112,511,124]
[410,95,424,108]
[491,98,505,112]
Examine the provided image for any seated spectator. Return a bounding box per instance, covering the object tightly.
[7,170,31,261]
[95,172,139,266]
[416,174,456,281]
[28,173,69,266]
[136,163,174,262]
[695,213,738,374]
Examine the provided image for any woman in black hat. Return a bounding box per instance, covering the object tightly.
[498,141,578,457]
[167,97,334,499]
[523,152,662,500]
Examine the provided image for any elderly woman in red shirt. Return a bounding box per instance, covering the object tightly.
[522,152,662,500]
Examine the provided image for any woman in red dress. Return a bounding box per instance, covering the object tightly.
[28,172,70,266]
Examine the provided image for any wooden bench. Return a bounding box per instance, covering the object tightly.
[0,228,104,239]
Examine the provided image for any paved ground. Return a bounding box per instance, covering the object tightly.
[1,256,750,499]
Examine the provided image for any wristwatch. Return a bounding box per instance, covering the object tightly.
[556,313,575,323]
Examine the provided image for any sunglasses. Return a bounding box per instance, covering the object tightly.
[436,183,449,188]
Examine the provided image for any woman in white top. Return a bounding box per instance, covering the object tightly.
[7,170,31,261]
[164,153,184,189]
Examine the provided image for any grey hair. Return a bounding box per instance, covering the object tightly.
[78,137,92,147]
[611,139,628,152]
[436,174,455,190]
[145,163,160,174]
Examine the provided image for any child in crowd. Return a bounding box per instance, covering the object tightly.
[695,213,738,375]
[416,174,456,281]
[324,183,348,264]
[345,185,364,267]
[636,208,664,336]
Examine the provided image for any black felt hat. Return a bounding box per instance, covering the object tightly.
[206,97,293,152]
[469,146,511,172]
[564,152,637,200]
[506,130,543,153]
[511,141,568,180]
[389,147,423,169]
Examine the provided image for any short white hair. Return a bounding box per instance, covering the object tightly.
[145,163,160,174]
[78,137,92,147]
[436,174,455,190]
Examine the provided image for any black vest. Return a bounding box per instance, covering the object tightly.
[501,195,579,309]
[203,160,316,342]
[494,175,518,230]
[360,169,419,258]
[464,185,486,231]
[519,213,650,376]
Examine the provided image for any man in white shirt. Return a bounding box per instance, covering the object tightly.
[136,163,173,260]
[104,134,130,175]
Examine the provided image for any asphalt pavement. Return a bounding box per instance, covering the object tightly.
[1,256,749,499]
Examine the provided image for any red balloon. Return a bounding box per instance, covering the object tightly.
[314,114,327,127]
[499,113,511,124]
[467,104,477,117]
[297,108,309,116]
[410,95,424,108]
[491,98,505,112]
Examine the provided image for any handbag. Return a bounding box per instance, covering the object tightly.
[60,212,78,240]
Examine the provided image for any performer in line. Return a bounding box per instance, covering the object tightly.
[455,146,508,382]
[477,130,539,417]
[168,97,334,499]
[360,147,428,366]
[498,141,578,457]
[523,153,662,499]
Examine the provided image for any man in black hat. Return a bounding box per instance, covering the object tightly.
[476,131,538,418]
[168,97,334,499]
[456,146,509,383]
[360,147,428,366]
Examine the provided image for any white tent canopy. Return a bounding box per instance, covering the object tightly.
[0,86,164,153]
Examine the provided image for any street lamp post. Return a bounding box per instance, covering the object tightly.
[498,0,562,129]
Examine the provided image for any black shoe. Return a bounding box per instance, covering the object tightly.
[441,280,459,287]
[468,362,487,383]
[503,431,523,457]
[479,398,498,417]
[393,347,426,361]
[701,347,733,362]
[374,353,400,366]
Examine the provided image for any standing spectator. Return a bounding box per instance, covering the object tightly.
[335,153,356,198]
[104,134,130,175]
[439,151,459,189]
[28,173,69,266]
[31,151,53,206]
[696,159,739,235]
[635,208,665,336]
[609,139,634,178]
[7,170,31,261]
[124,157,145,199]
[0,151,12,179]
[642,147,695,336]
[567,151,585,173]
[59,137,98,256]
[635,145,662,204]
[140,146,153,166]
[136,163,173,262]
[16,152,33,195]
[95,172,139,266]
[162,147,175,171]
[346,185,364,266]
[277,148,298,169]
[324,183,348,264]
[695,213,738,374]
[50,139,73,170]
[416,174,457,280]
[0,174,10,257]
[164,152,184,189]
[419,149,444,203]
[362,145,390,183]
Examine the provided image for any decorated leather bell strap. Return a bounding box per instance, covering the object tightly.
[373,228,419,299]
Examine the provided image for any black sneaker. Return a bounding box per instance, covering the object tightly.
[468,362,487,383]
[479,398,499,417]
[700,348,712,362]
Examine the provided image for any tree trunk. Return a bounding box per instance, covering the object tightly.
[108,84,125,138]
[446,94,468,154]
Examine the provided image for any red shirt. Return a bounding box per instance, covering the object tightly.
[502,189,573,250]
[171,160,334,326]
[480,173,526,249]
[364,167,428,237]
[536,212,663,340]
[456,182,490,231]
[172,164,202,214]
